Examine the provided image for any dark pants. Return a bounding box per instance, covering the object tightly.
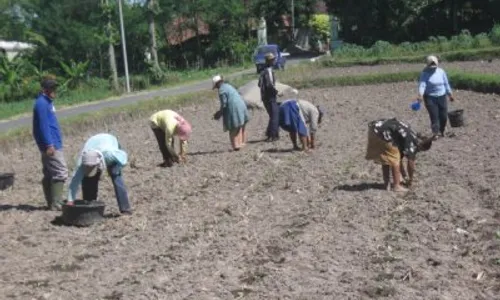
[263,97,280,139]
[82,164,131,213]
[424,95,448,135]
[152,127,174,163]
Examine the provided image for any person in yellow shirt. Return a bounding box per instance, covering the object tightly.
[149,110,192,167]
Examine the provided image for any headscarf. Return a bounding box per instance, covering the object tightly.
[175,115,192,141]
[81,149,105,177]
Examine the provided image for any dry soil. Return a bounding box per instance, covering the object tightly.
[0,80,499,300]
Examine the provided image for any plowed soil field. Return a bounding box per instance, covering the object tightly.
[1,79,499,300]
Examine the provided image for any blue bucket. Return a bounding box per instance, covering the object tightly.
[410,100,421,111]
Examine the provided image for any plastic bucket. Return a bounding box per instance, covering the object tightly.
[448,109,464,127]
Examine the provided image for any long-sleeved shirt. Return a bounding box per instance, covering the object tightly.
[418,67,452,97]
[297,100,320,134]
[32,93,63,152]
[258,66,278,100]
[149,110,188,154]
[68,133,128,201]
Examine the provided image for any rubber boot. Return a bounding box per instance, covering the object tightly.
[42,177,52,209]
[50,181,65,211]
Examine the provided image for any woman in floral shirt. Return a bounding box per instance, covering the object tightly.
[365,118,433,192]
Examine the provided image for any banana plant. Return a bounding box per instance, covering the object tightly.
[59,59,90,89]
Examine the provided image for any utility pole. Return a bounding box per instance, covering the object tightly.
[118,0,130,93]
[291,0,295,41]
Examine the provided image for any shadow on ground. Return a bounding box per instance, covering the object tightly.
[334,182,386,192]
[0,204,47,212]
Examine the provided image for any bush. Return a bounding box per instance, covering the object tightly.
[332,26,499,59]
[490,24,500,45]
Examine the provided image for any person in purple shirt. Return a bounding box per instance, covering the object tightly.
[32,78,68,210]
[416,55,456,139]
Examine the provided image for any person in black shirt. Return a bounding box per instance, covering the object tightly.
[258,52,280,142]
[365,118,433,192]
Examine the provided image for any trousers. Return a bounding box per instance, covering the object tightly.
[424,95,448,135]
[263,96,280,138]
[82,164,131,213]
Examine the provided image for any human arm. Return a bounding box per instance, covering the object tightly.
[179,140,188,162]
[67,165,84,202]
[34,101,55,155]
[442,70,454,101]
[214,92,227,120]
[417,72,427,101]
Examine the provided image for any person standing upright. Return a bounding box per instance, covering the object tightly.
[417,55,456,139]
[32,78,68,210]
[258,52,280,142]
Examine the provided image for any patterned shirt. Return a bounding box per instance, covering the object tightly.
[369,118,419,159]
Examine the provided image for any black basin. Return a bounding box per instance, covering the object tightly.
[61,200,106,227]
[0,173,15,191]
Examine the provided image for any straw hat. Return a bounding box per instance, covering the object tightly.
[265,52,275,61]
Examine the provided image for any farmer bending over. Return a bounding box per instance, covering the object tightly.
[149,110,192,167]
[67,133,132,215]
[278,99,324,151]
[365,118,433,192]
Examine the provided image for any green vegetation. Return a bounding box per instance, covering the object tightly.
[332,27,500,59]
[0,90,214,152]
[287,70,500,96]
[0,62,250,120]
[317,47,500,68]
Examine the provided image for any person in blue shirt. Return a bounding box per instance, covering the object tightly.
[67,133,132,215]
[417,55,456,139]
[32,78,68,210]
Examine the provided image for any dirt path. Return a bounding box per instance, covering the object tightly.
[0,82,499,299]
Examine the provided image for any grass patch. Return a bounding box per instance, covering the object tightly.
[0,63,251,121]
[0,90,216,153]
[287,69,500,95]
[317,47,500,68]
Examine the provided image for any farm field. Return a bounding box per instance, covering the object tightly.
[281,60,500,82]
[0,77,500,299]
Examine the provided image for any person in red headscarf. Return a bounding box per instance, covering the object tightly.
[149,110,192,167]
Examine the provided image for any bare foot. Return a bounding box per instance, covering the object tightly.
[393,185,409,193]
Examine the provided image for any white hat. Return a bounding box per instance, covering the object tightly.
[426,55,438,68]
[212,75,222,89]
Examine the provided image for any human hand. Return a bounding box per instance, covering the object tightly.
[449,95,455,102]
[213,110,222,120]
[46,146,55,156]
[179,155,187,163]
